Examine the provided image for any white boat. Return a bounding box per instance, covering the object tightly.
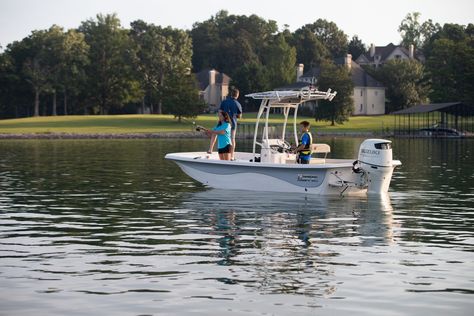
[165,88,401,196]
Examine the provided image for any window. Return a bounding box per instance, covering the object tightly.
[360,104,363,112]
[375,91,378,96]
[360,90,363,96]
[372,104,375,108]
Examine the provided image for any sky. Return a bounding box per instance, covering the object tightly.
[1,0,473,50]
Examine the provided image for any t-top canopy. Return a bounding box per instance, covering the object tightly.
[246,88,337,104]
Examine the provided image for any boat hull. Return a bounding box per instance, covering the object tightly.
[165,152,371,196]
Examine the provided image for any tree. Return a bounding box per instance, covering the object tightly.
[316,60,353,125]
[58,29,89,115]
[371,59,429,112]
[39,25,68,116]
[302,19,348,58]
[348,35,366,60]
[130,21,194,114]
[426,29,474,104]
[1,41,33,118]
[20,30,54,116]
[292,26,329,67]
[162,75,206,122]
[261,33,296,88]
[79,14,141,114]
[398,12,441,50]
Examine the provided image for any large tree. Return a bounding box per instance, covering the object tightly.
[426,25,474,104]
[18,30,54,116]
[291,26,329,68]
[348,35,366,60]
[1,40,34,117]
[299,19,348,58]
[261,33,297,88]
[191,11,294,99]
[130,20,193,114]
[162,74,206,122]
[315,60,353,125]
[79,14,141,114]
[58,29,89,115]
[371,59,429,112]
[398,12,441,50]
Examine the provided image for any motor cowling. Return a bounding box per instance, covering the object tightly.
[357,139,396,195]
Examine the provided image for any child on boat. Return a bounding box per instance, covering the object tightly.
[206,111,233,161]
[294,120,313,164]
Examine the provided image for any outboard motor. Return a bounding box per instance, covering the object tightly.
[357,139,401,195]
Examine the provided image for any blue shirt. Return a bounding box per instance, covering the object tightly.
[219,97,242,130]
[299,133,311,160]
[213,122,232,149]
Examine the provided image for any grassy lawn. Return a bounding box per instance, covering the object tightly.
[0,114,396,134]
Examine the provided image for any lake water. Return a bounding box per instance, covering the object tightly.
[0,138,473,315]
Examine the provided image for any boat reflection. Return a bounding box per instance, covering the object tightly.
[178,189,395,296]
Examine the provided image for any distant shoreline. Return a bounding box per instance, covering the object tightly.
[0,131,379,139]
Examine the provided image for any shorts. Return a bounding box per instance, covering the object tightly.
[297,156,310,164]
[218,144,232,154]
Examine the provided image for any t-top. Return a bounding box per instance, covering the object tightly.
[213,122,232,149]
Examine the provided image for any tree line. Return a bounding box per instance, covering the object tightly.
[0,11,472,124]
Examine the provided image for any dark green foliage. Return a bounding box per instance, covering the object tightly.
[315,60,353,125]
[163,75,206,122]
[425,24,474,105]
[398,12,441,50]
[348,35,366,60]
[367,59,429,112]
[130,20,193,114]
[301,19,348,58]
[291,26,329,68]
[79,14,141,114]
[190,11,294,99]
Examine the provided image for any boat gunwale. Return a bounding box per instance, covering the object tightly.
[165,152,356,169]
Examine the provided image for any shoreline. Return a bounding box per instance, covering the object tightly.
[0,131,382,139]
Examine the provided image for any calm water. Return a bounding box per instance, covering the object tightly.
[0,138,473,316]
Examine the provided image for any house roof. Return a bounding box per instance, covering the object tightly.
[299,60,384,88]
[195,69,231,91]
[358,43,425,63]
[392,102,474,116]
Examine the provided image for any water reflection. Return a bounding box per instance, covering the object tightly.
[178,190,396,296]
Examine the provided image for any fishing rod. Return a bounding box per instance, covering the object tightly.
[179,117,208,133]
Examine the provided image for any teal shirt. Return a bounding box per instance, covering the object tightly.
[213,122,232,149]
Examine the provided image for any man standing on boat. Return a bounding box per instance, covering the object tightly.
[219,87,242,160]
[294,121,313,164]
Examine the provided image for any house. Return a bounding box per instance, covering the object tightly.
[195,69,231,112]
[296,54,386,115]
[356,43,425,69]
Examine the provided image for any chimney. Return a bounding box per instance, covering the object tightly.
[409,44,414,59]
[370,43,375,58]
[208,69,216,85]
[296,64,304,82]
[208,69,216,106]
[345,54,352,71]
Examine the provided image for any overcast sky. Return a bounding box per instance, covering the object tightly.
[1,0,473,49]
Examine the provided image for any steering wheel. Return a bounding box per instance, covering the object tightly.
[269,139,292,153]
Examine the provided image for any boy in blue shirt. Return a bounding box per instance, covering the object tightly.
[295,121,313,164]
